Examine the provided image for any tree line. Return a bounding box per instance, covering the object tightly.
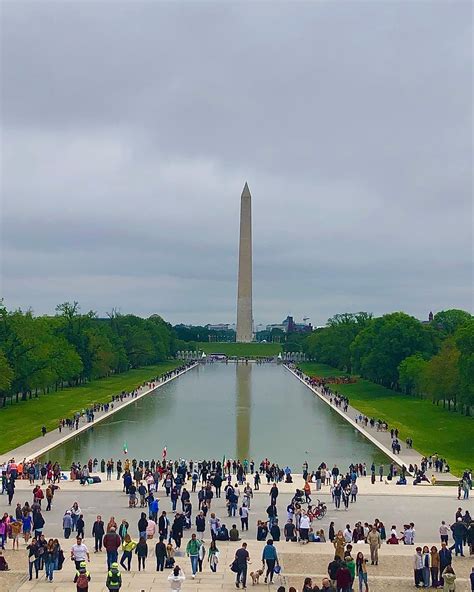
[303,309,473,415]
[0,301,186,406]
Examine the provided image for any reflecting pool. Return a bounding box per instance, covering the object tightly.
[42,363,389,468]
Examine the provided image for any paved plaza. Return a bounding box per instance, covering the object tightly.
[1,475,472,592]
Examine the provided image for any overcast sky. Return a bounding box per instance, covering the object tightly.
[1,1,472,327]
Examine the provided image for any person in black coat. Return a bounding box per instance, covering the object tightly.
[155,536,167,571]
[92,516,105,552]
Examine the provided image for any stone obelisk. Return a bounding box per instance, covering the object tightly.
[236,182,253,342]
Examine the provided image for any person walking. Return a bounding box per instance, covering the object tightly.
[27,538,40,581]
[70,537,90,570]
[208,540,219,573]
[355,552,368,592]
[186,533,201,578]
[119,534,136,571]
[367,526,381,565]
[44,538,59,582]
[234,541,250,589]
[105,562,122,591]
[73,561,91,592]
[135,536,148,571]
[262,539,279,584]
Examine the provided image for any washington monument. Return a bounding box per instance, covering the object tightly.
[236,182,253,342]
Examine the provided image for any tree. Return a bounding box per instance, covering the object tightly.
[0,349,13,392]
[351,312,438,387]
[423,339,460,411]
[455,319,474,415]
[433,309,472,335]
[304,312,372,371]
[398,354,428,396]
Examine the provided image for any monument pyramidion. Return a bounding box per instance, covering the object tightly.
[236,182,253,343]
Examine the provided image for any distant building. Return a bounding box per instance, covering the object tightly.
[206,323,231,332]
[266,324,286,332]
[421,311,435,325]
[282,315,313,334]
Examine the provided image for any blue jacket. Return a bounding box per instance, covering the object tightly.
[262,544,278,561]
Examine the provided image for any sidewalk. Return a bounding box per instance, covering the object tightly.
[0,364,198,465]
[285,365,458,481]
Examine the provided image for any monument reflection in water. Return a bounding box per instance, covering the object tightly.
[40,363,389,468]
[235,363,251,461]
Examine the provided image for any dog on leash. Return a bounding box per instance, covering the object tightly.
[250,568,264,584]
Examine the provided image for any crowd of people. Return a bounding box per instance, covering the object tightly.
[0,454,473,591]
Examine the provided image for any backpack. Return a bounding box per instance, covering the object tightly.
[76,573,89,589]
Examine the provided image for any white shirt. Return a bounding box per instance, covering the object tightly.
[343,529,352,543]
[71,543,88,561]
[168,572,186,590]
[300,515,310,529]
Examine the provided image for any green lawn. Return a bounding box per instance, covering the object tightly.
[298,362,473,477]
[0,361,182,454]
[199,342,282,357]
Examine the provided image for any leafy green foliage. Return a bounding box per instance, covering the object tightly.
[351,312,438,387]
[0,301,175,406]
[303,309,472,415]
[433,309,472,335]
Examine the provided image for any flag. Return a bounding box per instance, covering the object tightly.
[123,441,128,455]
[162,446,167,459]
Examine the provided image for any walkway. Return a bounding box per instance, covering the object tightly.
[4,539,471,592]
[0,364,198,465]
[284,365,458,481]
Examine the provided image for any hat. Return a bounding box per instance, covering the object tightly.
[80,561,86,567]
[111,562,119,568]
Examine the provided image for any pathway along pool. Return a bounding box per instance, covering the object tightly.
[41,363,389,468]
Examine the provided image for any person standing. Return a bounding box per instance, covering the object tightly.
[186,533,201,578]
[240,505,249,531]
[367,526,381,565]
[430,546,440,588]
[63,511,73,539]
[413,547,424,588]
[438,543,452,587]
[439,521,450,544]
[234,541,250,589]
[103,527,122,569]
[92,516,105,553]
[262,539,279,585]
[155,536,167,572]
[450,517,467,557]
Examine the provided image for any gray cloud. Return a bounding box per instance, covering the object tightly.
[1,1,472,326]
